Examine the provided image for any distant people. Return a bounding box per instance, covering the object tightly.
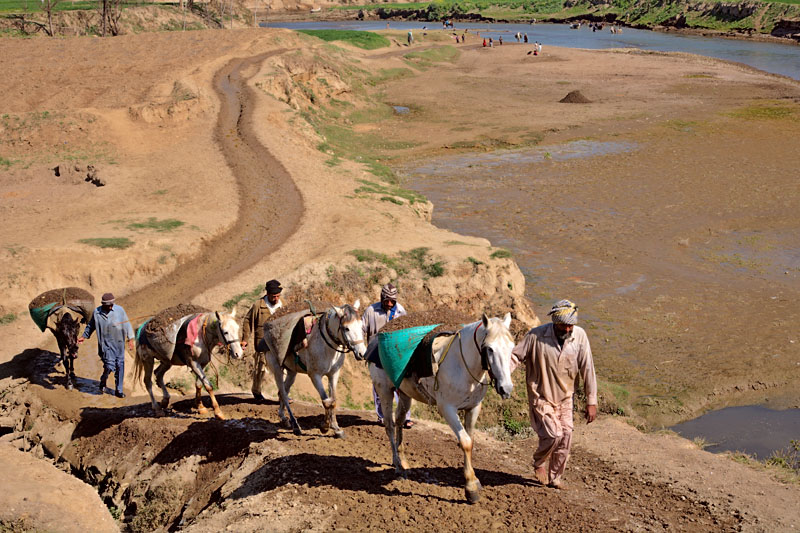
[407,30,413,45]
[363,283,412,428]
[483,38,487,47]
[489,37,493,48]
[524,33,528,43]
[512,299,597,490]
[498,35,503,45]
[537,41,543,54]
[79,292,134,398]
[242,279,284,401]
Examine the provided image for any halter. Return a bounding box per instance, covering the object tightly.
[434,322,493,391]
[319,308,365,356]
[204,312,238,360]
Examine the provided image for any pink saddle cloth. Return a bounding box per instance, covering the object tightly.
[184,314,203,347]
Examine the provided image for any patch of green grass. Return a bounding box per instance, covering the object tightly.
[366,67,414,86]
[666,119,699,132]
[404,45,460,70]
[501,406,529,436]
[0,313,17,325]
[685,73,716,79]
[349,247,445,278]
[152,189,168,195]
[298,29,390,50]
[767,439,800,475]
[127,217,184,232]
[444,240,476,246]
[170,81,196,102]
[728,104,797,120]
[78,237,134,249]
[223,284,263,310]
[466,256,484,266]
[348,104,394,124]
[355,179,426,205]
[380,196,404,205]
[490,248,513,259]
[0,156,14,169]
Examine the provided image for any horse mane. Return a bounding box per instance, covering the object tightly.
[482,316,514,345]
[338,304,359,323]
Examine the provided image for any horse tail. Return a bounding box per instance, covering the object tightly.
[132,319,151,384]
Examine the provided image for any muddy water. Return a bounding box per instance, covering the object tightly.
[400,132,800,427]
[672,406,800,458]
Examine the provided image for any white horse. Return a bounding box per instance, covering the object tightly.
[134,310,244,420]
[370,312,515,503]
[265,301,366,438]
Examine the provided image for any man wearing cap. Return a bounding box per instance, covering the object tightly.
[242,279,283,401]
[78,293,134,398]
[362,283,413,428]
[512,299,597,489]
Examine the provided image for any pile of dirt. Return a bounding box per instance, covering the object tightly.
[559,90,592,103]
[272,299,329,319]
[28,287,93,310]
[381,309,472,333]
[143,303,209,341]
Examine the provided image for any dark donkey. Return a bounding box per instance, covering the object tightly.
[46,307,85,389]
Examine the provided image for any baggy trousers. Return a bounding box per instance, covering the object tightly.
[532,396,574,485]
[100,349,125,394]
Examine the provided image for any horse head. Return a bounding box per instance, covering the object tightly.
[57,312,80,359]
[334,299,367,360]
[215,308,244,360]
[480,312,515,399]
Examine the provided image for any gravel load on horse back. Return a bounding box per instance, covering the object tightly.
[143,303,210,345]
[270,300,329,320]
[559,90,592,103]
[381,309,473,334]
[28,287,95,331]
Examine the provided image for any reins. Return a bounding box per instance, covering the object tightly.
[433,322,490,391]
[318,308,365,355]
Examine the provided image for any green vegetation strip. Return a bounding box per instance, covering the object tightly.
[298,30,390,50]
[78,237,134,249]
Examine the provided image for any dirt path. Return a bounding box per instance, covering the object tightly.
[121,51,303,318]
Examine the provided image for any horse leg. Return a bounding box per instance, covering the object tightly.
[309,373,333,435]
[55,335,72,390]
[328,368,345,439]
[278,368,298,423]
[440,403,481,504]
[187,359,225,420]
[154,360,171,412]
[194,377,208,415]
[463,404,483,502]
[395,391,413,468]
[142,354,162,417]
[370,364,406,475]
[266,355,302,435]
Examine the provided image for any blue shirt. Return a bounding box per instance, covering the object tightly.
[83,305,135,359]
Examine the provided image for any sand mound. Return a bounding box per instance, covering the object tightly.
[29,287,94,310]
[144,303,209,339]
[381,309,473,333]
[559,90,592,103]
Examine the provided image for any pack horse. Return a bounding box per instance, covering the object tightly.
[370,313,516,503]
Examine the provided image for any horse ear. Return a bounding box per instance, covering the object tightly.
[503,312,512,329]
[481,313,489,328]
[229,306,236,318]
[215,311,221,323]
[334,306,344,318]
[353,299,361,310]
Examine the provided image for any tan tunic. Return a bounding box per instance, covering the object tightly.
[512,323,597,410]
[242,298,282,347]
[361,301,407,341]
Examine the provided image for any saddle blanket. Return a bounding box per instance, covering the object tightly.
[184,314,203,346]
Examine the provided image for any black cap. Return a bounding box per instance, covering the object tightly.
[265,280,283,295]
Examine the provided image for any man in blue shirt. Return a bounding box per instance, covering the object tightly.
[79,292,134,398]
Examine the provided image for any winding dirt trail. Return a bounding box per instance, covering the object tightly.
[122,51,303,318]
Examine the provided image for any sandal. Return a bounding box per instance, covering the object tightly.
[403,420,415,429]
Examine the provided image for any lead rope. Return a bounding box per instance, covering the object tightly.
[460,324,489,386]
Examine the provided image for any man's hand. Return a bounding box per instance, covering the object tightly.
[78,337,86,344]
[585,404,597,424]
[127,339,134,352]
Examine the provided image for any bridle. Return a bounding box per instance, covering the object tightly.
[319,307,365,356]
[207,311,239,359]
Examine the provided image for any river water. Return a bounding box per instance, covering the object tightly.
[265,20,800,80]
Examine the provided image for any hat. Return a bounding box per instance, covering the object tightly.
[265,279,283,295]
[101,292,115,305]
[380,283,398,302]
[548,299,578,325]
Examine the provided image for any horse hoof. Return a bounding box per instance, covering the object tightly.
[280,418,292,429]
[154,409,165,418]
[214,413,227,421]
[293,427,303,436]
[252,393,266,403]
[66,381,74,391]
[159,400,170,409]
[465,488,481,504]
[320,425,330,434]
[334,430,345,439]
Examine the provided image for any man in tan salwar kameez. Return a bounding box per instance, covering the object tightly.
[512,299,597,489]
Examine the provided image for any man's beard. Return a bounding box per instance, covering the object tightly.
[555,329,570,342]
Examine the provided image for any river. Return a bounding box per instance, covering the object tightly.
[264,20,800,80]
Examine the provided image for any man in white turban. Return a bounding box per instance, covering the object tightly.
[512,299,597,489]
